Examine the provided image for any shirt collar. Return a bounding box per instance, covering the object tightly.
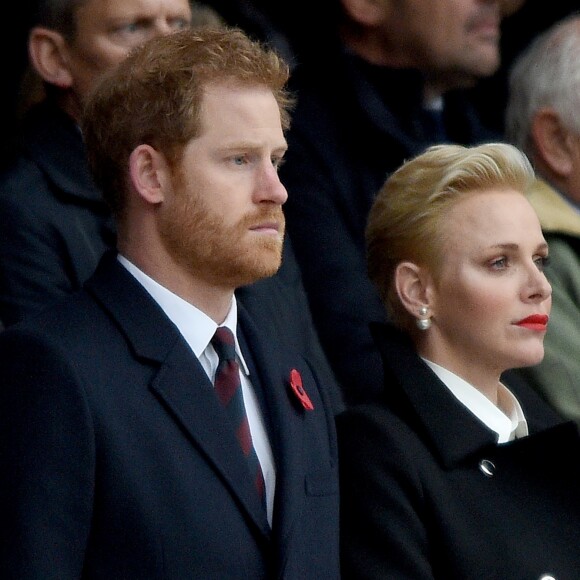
[118,255,249,374]
[422,358,528,444]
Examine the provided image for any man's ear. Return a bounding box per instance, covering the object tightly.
[128,145,172,206]
[531,108,574,178]
[395,261,432,318]
[28,27,74,89]
[341,0,390,26]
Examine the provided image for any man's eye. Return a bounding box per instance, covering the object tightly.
[170,18,191,30]
[272,157,285,171]
[120,22,140,33]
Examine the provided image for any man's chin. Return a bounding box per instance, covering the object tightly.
[232,246,283,287]
[466,48,500,78]
[249,253,283,282]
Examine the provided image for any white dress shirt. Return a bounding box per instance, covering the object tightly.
[422,358,528,444]
[119,255,276,524]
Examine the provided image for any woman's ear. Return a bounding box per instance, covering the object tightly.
[28,27,74,89]
[128,145,171,206]
[395,261,432,319]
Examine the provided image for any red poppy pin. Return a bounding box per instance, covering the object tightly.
[289,369,314,411]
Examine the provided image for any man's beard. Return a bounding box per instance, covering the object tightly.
[158,186,285,290]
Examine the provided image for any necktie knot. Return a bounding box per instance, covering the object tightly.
[211,326,236,363]
[211,327,239,407]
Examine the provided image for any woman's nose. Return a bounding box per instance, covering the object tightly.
[525,264,552,302]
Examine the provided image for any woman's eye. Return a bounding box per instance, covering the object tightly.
[490,257,507,270]
[534,255,550,271]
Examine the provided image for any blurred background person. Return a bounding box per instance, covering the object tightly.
[279,0,525,404]
[198,0,298,68]
[338,142,580,579]
[0,0,196,326]
[472,0,577,134]
[505,14,580,426]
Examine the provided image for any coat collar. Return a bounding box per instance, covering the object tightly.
[371,323,569,468]
[20,100,104,205]
[340,49,498,154]
[371,322,501,468]
[527,178,580,237]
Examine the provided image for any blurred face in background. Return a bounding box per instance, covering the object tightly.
[66,0,192,98]
[383,0,503,87]
[40,0,193,119]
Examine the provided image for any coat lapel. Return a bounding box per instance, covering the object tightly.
[237,305,309,571]
[371,322,568,467]
[86,255,270,536]
[371,322,498,467]
[149,344,270,535]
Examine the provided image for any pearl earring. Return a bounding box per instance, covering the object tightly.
[416,306,431,330]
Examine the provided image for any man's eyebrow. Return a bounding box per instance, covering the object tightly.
[218,140,288,152]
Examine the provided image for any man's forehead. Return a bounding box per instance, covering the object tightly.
[75,0,192,19]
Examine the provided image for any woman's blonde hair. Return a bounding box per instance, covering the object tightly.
[366,142,535,329]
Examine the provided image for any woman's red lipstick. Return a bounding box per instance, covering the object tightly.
[515,314,549,331]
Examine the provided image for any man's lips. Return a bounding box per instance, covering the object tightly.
[514,314,549,331]
[467,15,500,39]
[249,221,281,235]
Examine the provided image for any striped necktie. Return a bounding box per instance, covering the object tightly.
[211,327,266,504]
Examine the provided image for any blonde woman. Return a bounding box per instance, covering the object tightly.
[338,143,580,579]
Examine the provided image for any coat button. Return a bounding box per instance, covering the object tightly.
[478,459,495,477]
